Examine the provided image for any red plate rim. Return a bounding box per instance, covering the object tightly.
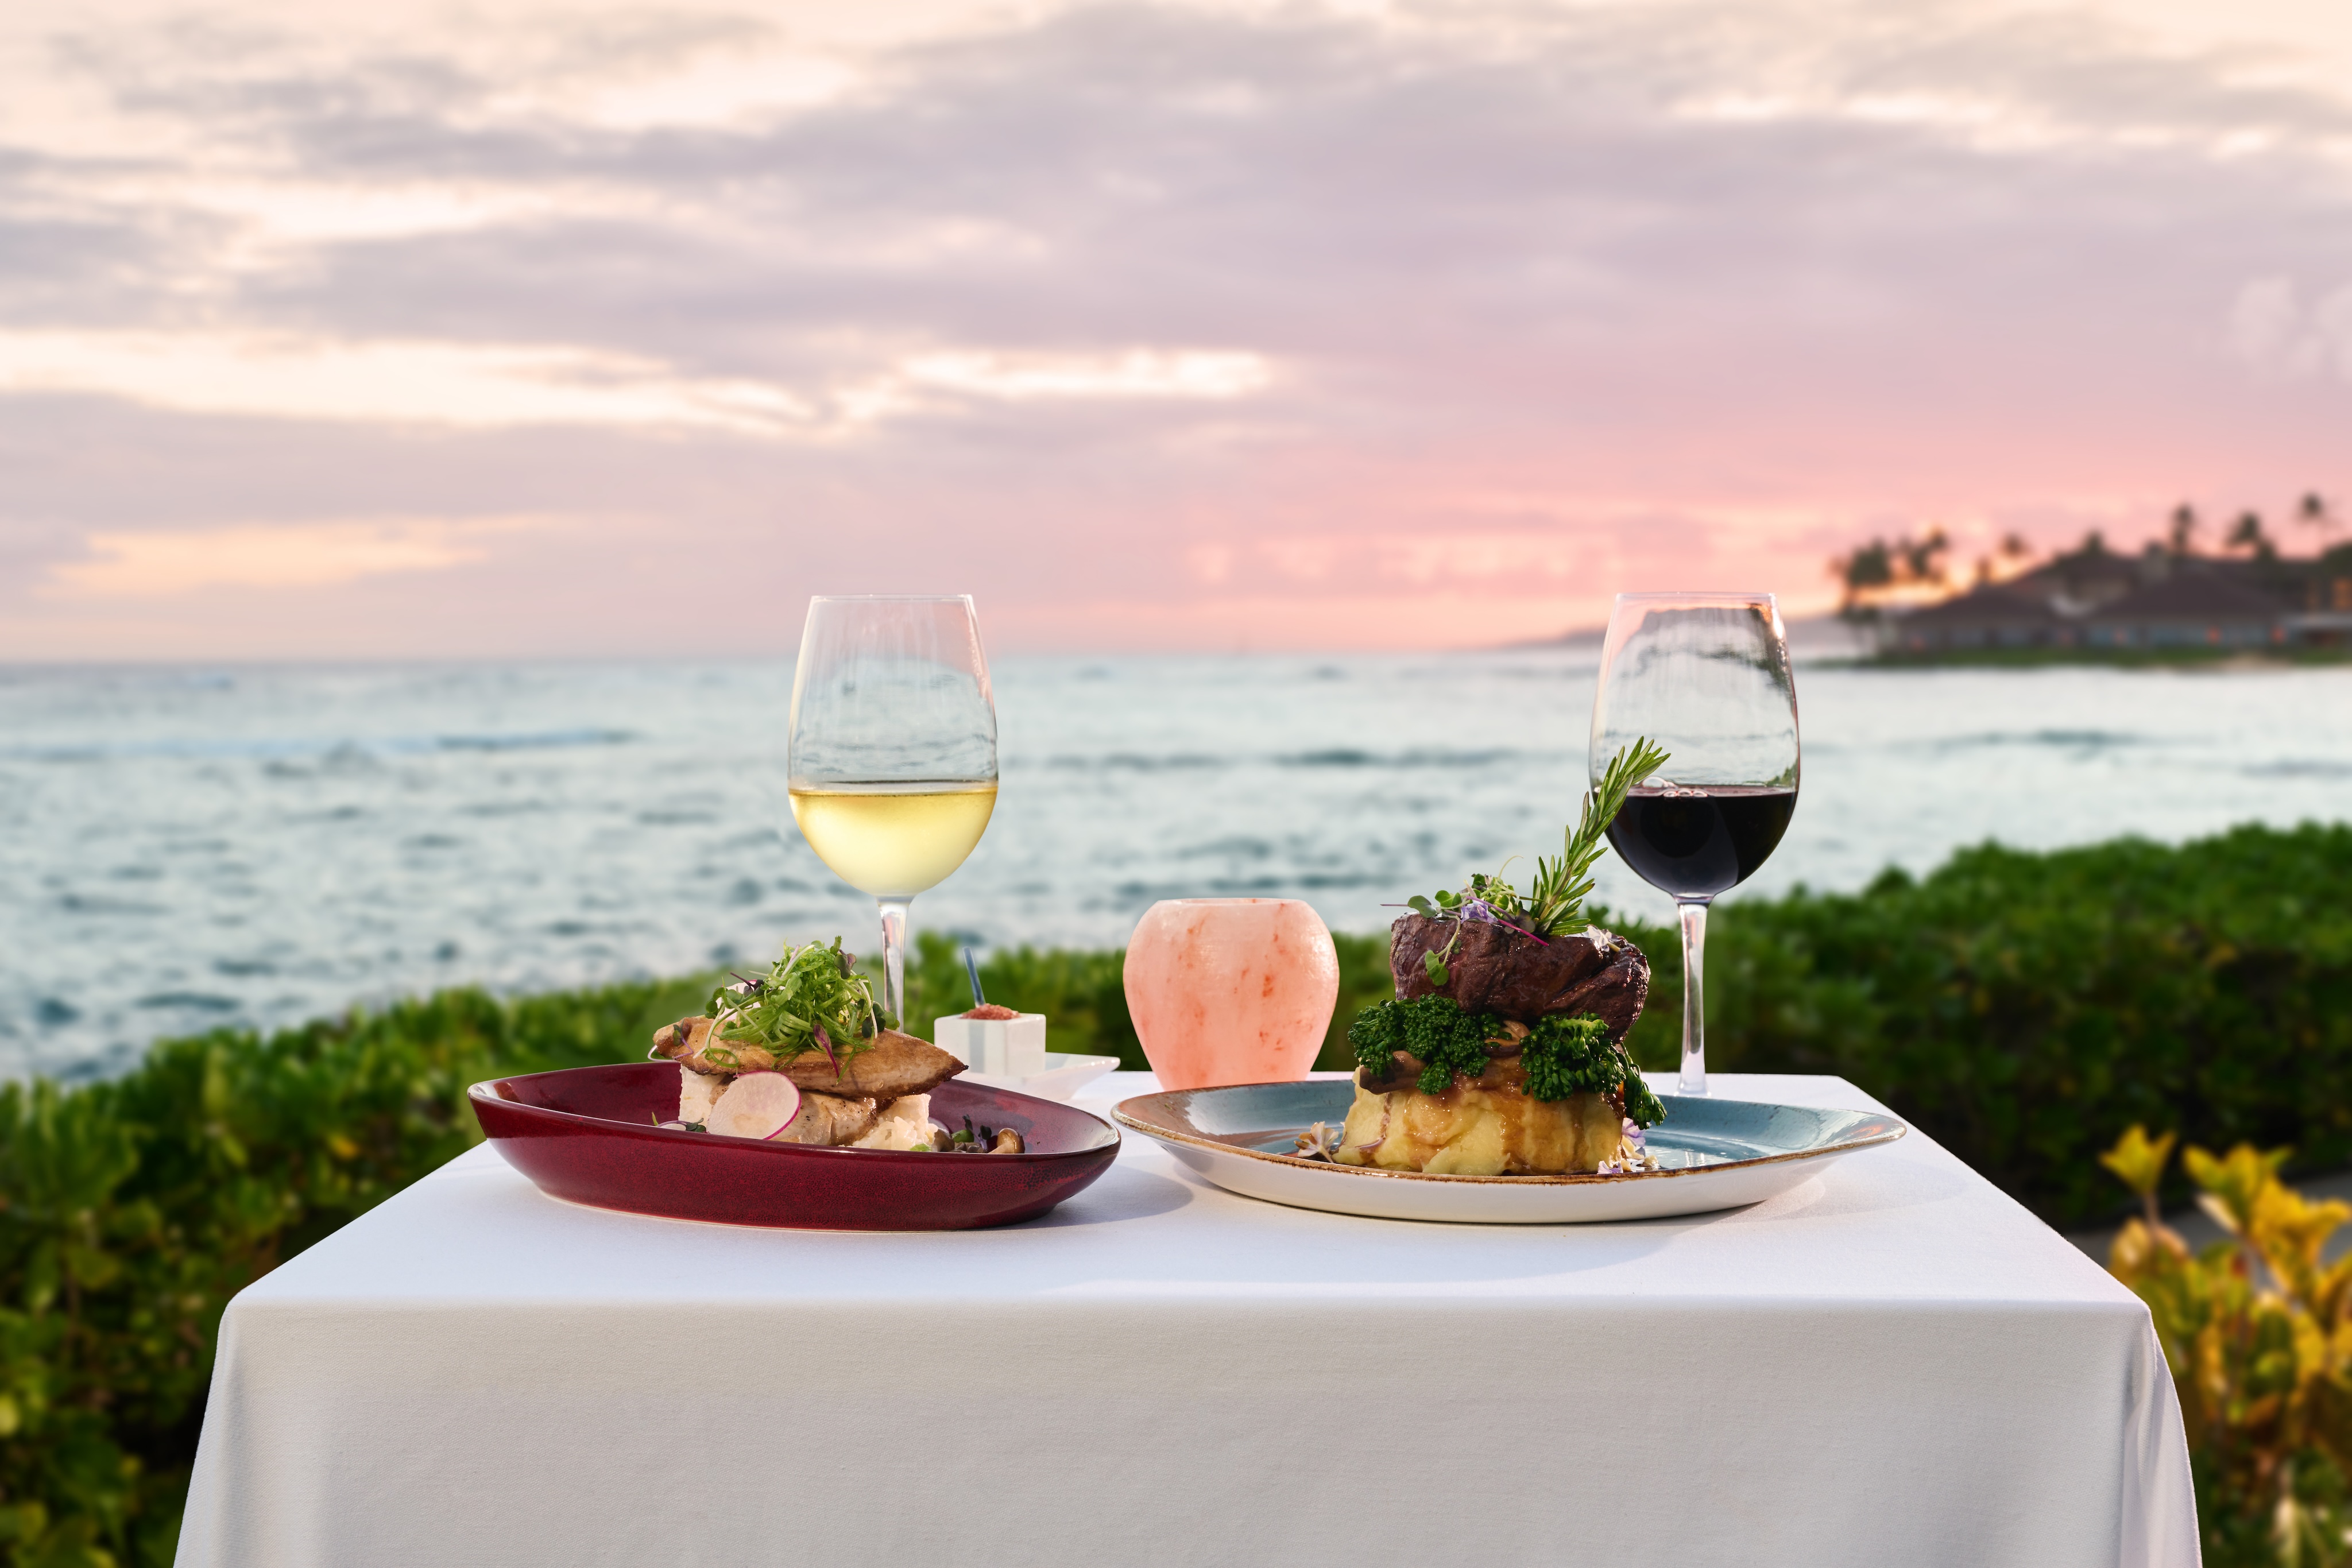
[466,1062,1122,1162]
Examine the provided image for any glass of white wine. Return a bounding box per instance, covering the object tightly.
[787,595,999,1030]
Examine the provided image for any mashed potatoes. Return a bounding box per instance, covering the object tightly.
[1333,1079,1631,1175]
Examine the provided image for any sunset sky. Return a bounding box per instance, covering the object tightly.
[2,0,2349,657]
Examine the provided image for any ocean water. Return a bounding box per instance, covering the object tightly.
[3,652,2349,1081]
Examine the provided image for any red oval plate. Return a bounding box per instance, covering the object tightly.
[468,1062,1121,1230]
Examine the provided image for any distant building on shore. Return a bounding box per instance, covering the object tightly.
[1878,544,2352,655]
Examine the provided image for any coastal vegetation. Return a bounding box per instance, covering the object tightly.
[1619,822,2352,1230]
[4,819,2351,1562]
[2105,1127,2352,1566]
[0,974,712,1567]
[1831,498,2352,663]
[1832,494,2346,618]
[1856,643,2352,669]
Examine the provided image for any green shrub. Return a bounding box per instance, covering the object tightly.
[2103,1125,2352,1567]
[0,974,709,1567]
[1613,822,2352,1229]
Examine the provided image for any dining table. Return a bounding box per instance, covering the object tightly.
[174,1070,2196,1567]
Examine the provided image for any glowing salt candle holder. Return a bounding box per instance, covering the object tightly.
[1122,897,1339,1091]
[933,1009,1049,1077]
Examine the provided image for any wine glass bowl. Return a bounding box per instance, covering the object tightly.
[787,596,998,1028]
[787,786,997,901]
[1591,593,1799,1094]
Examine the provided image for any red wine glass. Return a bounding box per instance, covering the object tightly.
[1590,593,1800,1095]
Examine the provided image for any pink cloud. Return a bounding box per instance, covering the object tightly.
[1,1,2347,657]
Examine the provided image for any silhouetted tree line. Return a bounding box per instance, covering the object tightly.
[1832,491,2346,619]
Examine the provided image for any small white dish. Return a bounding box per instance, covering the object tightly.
[957,1052,1122,1102]
[933,1012,1049,1075]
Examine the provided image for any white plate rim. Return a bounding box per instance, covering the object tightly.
[959,1052,1123,1100]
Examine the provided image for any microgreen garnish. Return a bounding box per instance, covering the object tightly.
[705,936,881,1065]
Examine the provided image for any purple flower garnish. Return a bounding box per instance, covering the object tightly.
[1455,898,1550,944]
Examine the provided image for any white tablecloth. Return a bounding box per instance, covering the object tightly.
[177,1073,2196,1567]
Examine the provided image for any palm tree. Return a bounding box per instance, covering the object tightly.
[1830,539,1894,619]
[2226,511,2277,560]
[1898,527,1952,584]
[2168,504,2199,557]
[1976,532,2035,586]
[2297,493,2340,549]
[1829,528,1951,620]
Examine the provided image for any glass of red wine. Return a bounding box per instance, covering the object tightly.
[1590,593,1799,1095]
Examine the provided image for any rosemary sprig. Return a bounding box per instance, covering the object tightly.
[1525,737,1671,938]
[1402,737,1669,984]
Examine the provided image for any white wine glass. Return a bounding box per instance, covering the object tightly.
[1590,592,1799,1095]
[787,595,998,1029]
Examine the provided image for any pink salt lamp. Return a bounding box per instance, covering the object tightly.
[1123,898,1340,1091]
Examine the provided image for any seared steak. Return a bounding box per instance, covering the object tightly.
[1388,913,1649,1041]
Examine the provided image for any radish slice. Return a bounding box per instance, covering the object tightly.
[706,1071,803,1141]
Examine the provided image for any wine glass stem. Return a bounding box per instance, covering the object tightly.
[1678,899,1709,1095]
[877,897,910,1029]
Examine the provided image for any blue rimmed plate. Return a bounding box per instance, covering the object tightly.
[1113,1079,1905,1224]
